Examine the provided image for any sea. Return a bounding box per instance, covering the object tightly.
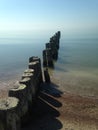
[0,34,98,98]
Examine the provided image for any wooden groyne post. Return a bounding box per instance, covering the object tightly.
[0,31,61,130]
[43,31,61,68]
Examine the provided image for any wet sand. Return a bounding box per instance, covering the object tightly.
[22,77,98,130]
[0,73,21,98]
[0,74,98,130]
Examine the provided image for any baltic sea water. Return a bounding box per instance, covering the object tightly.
[0,36,98,97]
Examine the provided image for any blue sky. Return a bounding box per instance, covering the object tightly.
[0,0,98,38]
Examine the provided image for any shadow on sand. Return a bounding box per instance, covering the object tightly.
[22,82,63,130]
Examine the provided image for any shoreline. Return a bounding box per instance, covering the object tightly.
[22,80,98,130]
[0,74,21,98]
[0,71,98,99]
[0,73,98,129]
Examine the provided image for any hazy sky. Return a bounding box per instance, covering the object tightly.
[0,0,98,38]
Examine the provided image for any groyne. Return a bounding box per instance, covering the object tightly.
[43,31,61,68]
[0,31,61,130]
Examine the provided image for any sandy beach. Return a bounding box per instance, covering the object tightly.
[0,73,98,130]
[21,76,98,130]
[0,63,98,130]
[0,67,98,130]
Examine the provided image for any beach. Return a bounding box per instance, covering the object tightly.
[22,76,98,130]
[0,66,98,130]
[0,0,98,129]
[0,37,98,129]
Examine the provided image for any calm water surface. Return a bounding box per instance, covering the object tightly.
[50,38,98,97]
[0,36,98,97]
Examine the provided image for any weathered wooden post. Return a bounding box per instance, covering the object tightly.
[24,68,34,74]
[44,68,51,83]
[21,72,36,100]
[29,61,39,76]
[19,77,35,115]
[0,97,20,130]
[46,48,54,67]
[29,56,40,63]
[46,43,51,49]
[29,56,43,84]
[8,82,28,124]
[57,31,61,39]
[50,36,58,60]
[55,31,61,49]
[43,50,47,67]
[50,41,58,60]
[28,60,43,95]
[19,77,32,103]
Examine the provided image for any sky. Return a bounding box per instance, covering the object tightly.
[0,0,98,38]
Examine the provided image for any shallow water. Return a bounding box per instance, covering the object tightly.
[0,36,98,97]
[0,38,45,89]
[50,38,98,98]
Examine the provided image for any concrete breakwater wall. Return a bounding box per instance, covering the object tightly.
[0,31,61,130]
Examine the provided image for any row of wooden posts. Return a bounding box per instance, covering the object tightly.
[43,31,61,84]
[43,31,61,68]
[0,31,61,130]
[0,56,43,130]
